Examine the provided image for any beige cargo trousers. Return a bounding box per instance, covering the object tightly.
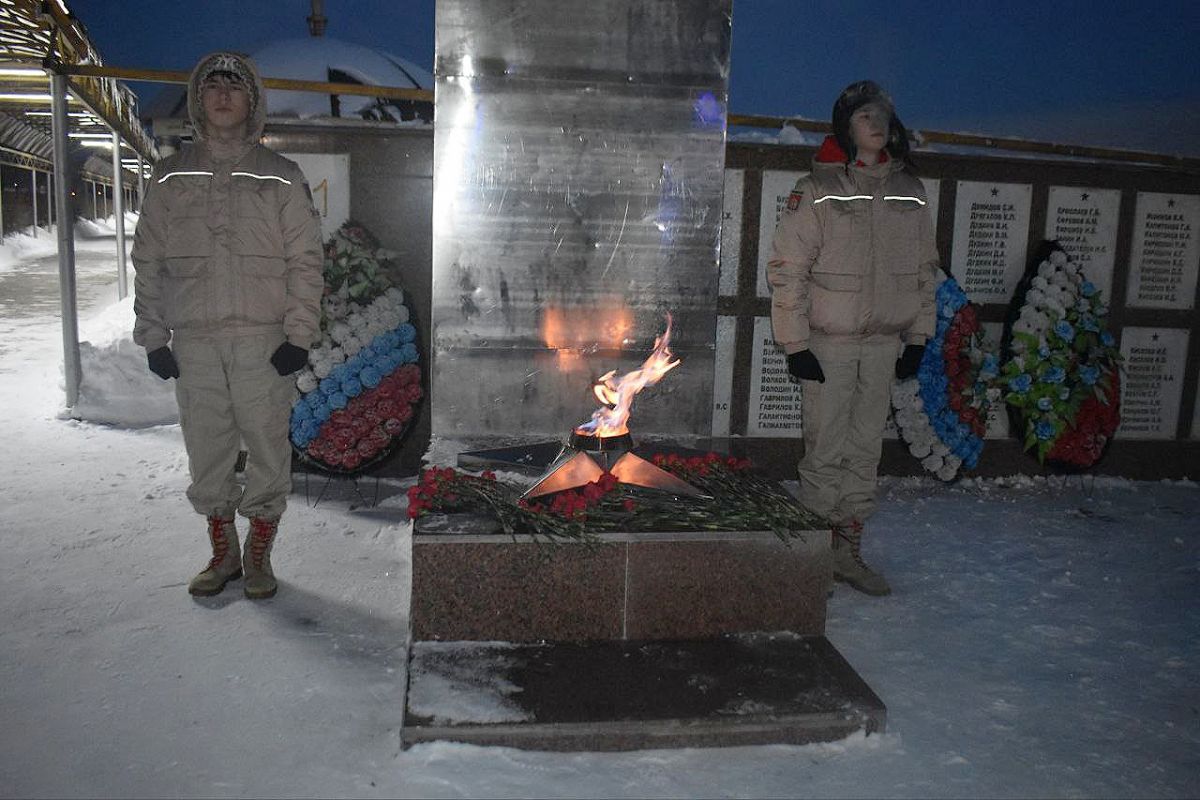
[172,330,295,521]
[798,334,900,525]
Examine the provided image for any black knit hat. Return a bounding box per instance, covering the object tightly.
[832,80,910,164]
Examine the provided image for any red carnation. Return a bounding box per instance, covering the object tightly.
[398,364,420,385]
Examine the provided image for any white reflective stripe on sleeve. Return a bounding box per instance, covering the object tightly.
[231,171,292,184]
[156,170,214,183]
[812,194,874,204]
[883,195,927,205]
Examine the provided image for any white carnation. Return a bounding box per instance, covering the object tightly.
[313,361,332,379]
[935,464,959,481]
[921,454,944,472]
[328,346,345,365]
[386,287,404,304]
[296,372,319,393]
[330,322,352,343]
[342,335,363,357]
[397,306,410,324]
[1037,261,1056,279]
[1031,276,1049,291]
[909,441,932,459]
[931,441,950,457]
[1049,250,1068,266]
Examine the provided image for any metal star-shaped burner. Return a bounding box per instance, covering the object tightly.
[457,312,707,500]
[520,431,704,500]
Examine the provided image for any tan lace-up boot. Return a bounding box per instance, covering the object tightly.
[831,520,892,596]
[243,517,279,600]
[187,516,242,596]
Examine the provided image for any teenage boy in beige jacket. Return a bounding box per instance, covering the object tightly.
[132,52,324,599]
[769,80,940,595]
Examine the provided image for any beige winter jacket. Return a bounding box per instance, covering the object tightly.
[768,137,940,354]
[132,53,324,351]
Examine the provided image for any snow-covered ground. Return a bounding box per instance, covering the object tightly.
[0,232,1197,798]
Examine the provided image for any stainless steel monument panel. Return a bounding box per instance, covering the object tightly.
[432,0,731,438]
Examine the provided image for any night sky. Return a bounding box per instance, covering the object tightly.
[69,0,1200,155]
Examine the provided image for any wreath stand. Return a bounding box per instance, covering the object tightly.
[301,469,382,509]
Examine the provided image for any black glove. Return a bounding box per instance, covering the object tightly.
[270,342,309,376]
[895,344,925,379]
[147,346,180,380]
[787,349,825,383]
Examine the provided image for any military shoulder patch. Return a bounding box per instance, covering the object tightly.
[786,190,804,212]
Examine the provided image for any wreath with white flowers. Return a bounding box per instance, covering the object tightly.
[999,242,1121,468]
[288,222,423,474]
[891,276,999,481]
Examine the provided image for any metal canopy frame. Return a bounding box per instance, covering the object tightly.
[0,0,157,163]
[0,0,158,408]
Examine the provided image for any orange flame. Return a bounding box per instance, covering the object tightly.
[575,312,680,437]
[542,300,636,370]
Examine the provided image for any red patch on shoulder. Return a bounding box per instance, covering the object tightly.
[786,190,804,212]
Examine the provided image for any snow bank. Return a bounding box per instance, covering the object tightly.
[0,227,59,271]
[1,214,141,272]
[72,295,178,427]
[75,212,139,239]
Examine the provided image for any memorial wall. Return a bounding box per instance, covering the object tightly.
[430,0,731,441]
[267,122,1197,478]
[716,144,1200,477]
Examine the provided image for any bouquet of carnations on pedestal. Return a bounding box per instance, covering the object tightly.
[891,276,999,481]
[288,221,423,474]
[999,243,1121,470]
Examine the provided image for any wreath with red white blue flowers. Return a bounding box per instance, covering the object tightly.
[289,222,423,474]
[891,276,999,481]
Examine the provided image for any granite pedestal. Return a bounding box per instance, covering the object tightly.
[403,634,886,751]
[404,510,887,750]
[409,526,830,642]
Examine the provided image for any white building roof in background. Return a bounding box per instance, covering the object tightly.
[145,36,433,126]
[252,36,432,118]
